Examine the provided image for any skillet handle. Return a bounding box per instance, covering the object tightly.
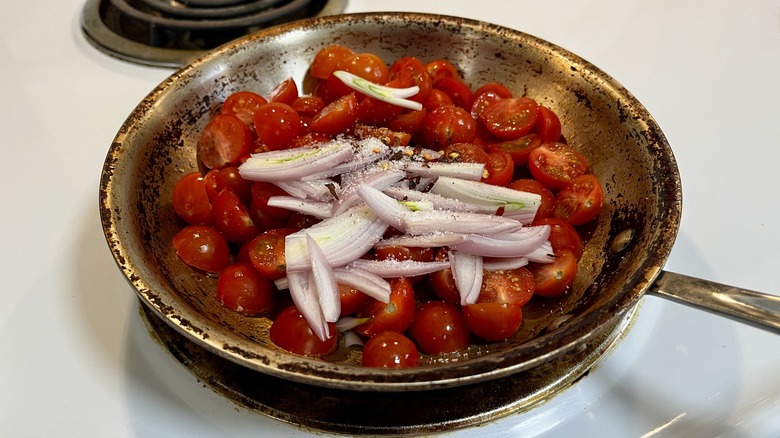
[647,270,780,334]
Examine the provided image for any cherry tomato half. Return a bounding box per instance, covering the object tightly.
[528,142,589,190]
[172,225,230,273]
[528,249,578,297]
[197,113,254,170]
[408,301,471,355]
[356,277,416,337]
[421,105,477,149]
[534,105,562,143]
[487,133,542,166]
[479,97,539,140]
[310,45,355,80]
[508,178,555,220]
[533,217,584,259]
[362,331,421,368]
[246,228,296,280]
[211,188,258,243]
[266,77,299,105]
[462,302,523,342]
[482,151,514,186]
[172,172,212,225]
[308,92,359,136]
[552,174,604,225]
[221,91,268,125]
[270,306,337,357]
[477,268,536,307]
[252,102,303,151]
[216,262,275,316]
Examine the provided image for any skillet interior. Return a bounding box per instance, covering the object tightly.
[99,12,682,391]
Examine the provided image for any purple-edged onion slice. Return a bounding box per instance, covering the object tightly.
[306,234,341,323]
[286,270,330,341]
[401,210,524,236]
[332,169,405,216]
[449,250,483,305]
[483,257,529,271]
[430,176,541,222]
[452,225,551,258]
[403,162,485,180]
[374,232,469,248]
[239,141,353,182]
[349,258,451,278]
[266,196,332,219]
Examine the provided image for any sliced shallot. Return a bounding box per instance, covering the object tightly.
[449,250,483,305]
[286,270,330,341]
[239,141,353,182]
[452,225,551,258]
[266,196,332,218]
[306,234,341,322]
[349,258,451,278]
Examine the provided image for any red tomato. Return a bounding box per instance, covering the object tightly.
[479,97,539,140]
[339,284,371,316]
[346,52,389,85]
[221,91,268,125]
[172,225,230,273]
[172,172,212,225]
[310,45,355,80]
[482,151,514,186]
[356,277,416,337]
[287,132,334,149]
[388,57,433,105]
[433,77,474,110]
[477,268,535,307]
[426,59,459,82]
[270,306,337,357]
[308,93,359,135]
[211,189,258,243]
[357,89,404,126]
[473,82,512,100]
[462,302,523,342]
[440,142,488,165]
[203,166,252,205]
[421,105,477,149]
[527,142,589,190]
[197,113,254,169]
[361,331,421,368]
[553,174,604,225]
[528,249,578,297]
[424,88,455,111]
[386,108,427,138]
[291,95,326,123]
[252,102,303,151]
[314,72,355,103]
[266,77,299,105]
[533,217,584,258]
[216,262,275,316]
[408,301,471,355]
[508,178,555,220]
[248,181,293,229]
[534,105,562,143]
[246,228,296,280]
[486,133,542,166]
[470,90,504,120]
[429,249,461,305]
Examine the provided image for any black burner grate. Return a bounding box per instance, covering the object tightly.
[81,0,346,67]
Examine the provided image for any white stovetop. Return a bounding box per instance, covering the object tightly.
[2,0,779,436]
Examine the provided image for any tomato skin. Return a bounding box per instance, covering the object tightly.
[308,92,359,136]
[426,59,459,82]
[462,302,523,342]
[508,178,555,220]
[388,57,433,105]
[270,306,337,357]
[339,284,371,316]
[470,90,504,121]
[198,113,254,170]
[421,105,477,148]
[246,228,296,280]
[362,331,421,368]
[357,91,404,126]
[424,88,455,111]
[533,217,584,259]
[473,82,512,100]
[248,181,293,229]
[487,133,542,166]
[346,52,389,85]
[252,102,303,151]
[528,249,578,297]
[386,109,427,139]
[172,225,230,273]
[534,105,562,143]
[211,189,258,243]
[553,174,604,225]
[528,142,589,190]
[479,97,539,140]
[440,142,488,165]
[203,166,252,205]
[408,301,471,355]
[430,249,461,305]
[477,268,536,307]
[221,91,268,125]
[356,277,416,337]
[310,45,355,80]
[291,95,326,122]
[217,262,275,316]
[482,151,514,186]
[173,172,213,225]
[433,77,474,110]
[266,77,299,105]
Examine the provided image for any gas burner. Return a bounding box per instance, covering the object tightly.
[80,0,347,67]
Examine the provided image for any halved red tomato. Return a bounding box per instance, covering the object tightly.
[433,77,474,110]
[355,277,416,337]
[246,228,297,280]
[270,306,337,357]
[308,92,359,136]
[309,45,355,80]
[172,172,212,225]
[534,105,562,142]
[487,133,542,166]
[172,225,230,273]
[482,151,514,186]
[266,77,299,105]
[216,262,275,316]
[211,188,259,243]
[479,97,539,140]
[527,142,589,190]
[197,113,254,169]
[533,217,584,258]
[221,91,268,125]
[421,105,477,148]
[552,174,604,225]
[528,249,578,297]
[508,178,554,220]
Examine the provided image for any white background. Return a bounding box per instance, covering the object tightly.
[1,0,779,436]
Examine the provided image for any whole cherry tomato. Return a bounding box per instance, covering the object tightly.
[172,172,212,225]
[217,262,275,316]
[408,301,471,355]
[421,105,477,148]
[252,102,303,150]
[172,225,230,273]
[309,45,355,80]
[356,277,416,337]
[528,249,578,297]
[533,217,584,258]
[270,306,337,357]
[362,331,421,368]
[462,302,523,342]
